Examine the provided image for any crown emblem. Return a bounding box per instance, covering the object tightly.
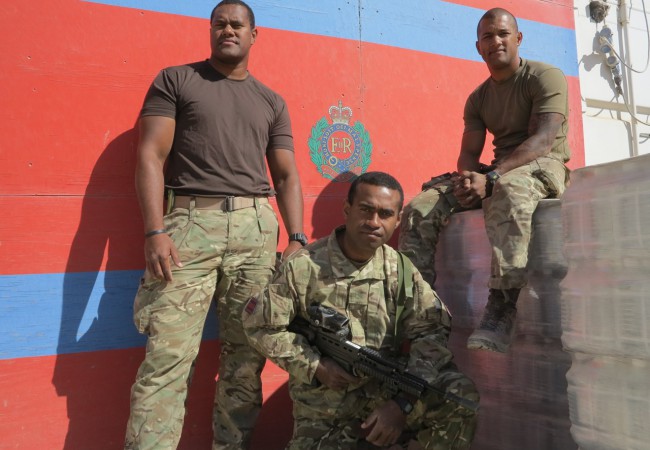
[309,100,372,182]
[328,100,353,125]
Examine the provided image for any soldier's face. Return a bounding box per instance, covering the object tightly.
[475,14,522,72]
[342,183,402,261]
[210,4,257,65]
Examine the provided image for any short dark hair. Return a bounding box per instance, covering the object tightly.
[347,171,404,211]
[477,8,518,37]
[211,0,255,28]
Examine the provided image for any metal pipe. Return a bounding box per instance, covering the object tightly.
[619,0,639,157]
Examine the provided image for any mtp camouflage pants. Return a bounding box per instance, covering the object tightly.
[286,363,478,449]
[399,158,568,290]
[124,198,278,450]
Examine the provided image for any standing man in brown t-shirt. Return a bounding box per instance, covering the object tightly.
[125,1,306,449]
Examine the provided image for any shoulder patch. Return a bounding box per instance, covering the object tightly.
[244,296,259,316]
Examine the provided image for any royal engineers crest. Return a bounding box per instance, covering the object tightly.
[308,100,372,182]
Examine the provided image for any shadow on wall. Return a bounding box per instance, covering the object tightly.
[310,171,354,240]
[52,128,145,450]
[52,147,399,449]
[50,129,292,449]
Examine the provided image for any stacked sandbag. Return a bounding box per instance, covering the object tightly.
[436,199,576,450]
[561,155,650,450]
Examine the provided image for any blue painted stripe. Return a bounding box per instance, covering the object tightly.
[0,271,217,360]
[83,0,578,76]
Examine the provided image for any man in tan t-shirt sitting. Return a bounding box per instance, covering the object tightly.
[398,7,570,354]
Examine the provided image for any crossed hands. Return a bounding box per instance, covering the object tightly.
[315,357,407,447]
[452,170,489,209]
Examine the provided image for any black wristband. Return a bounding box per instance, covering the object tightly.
[485,170,501,197]
[289,232,308,246]
[392,393,414,415]
[144,229,167,238]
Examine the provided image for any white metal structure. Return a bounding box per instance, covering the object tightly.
[574,0,650,164]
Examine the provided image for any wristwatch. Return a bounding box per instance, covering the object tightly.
[486,170,500,184]
[392,393,414,415]
[289,232,308,246]
[485,170,501,196]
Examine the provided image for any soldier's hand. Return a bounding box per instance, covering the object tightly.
[453,170,486,208]
[144,234,182,282]
[314,357,358,391]
[361,400,407,447]
[281,240,303,261]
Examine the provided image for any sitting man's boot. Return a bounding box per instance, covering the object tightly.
[466,288,520,353]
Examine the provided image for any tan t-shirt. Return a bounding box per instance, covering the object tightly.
[141,60,294,197]
[463,58,570,164]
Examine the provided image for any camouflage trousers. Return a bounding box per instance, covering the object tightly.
[286,363,478,449]
[399,158,568,290]
[124,198,278,450]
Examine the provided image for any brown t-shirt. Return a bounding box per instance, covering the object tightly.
[463,58,570,164]
[141,60,294,196]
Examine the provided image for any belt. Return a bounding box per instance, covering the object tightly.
[173,195,268,212]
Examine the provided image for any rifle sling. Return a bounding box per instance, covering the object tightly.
[394,251,414,353]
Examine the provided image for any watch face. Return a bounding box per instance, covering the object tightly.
[394,396,414,414]
[487,171,500,183]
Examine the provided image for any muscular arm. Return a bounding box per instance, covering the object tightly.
[135,115,181,281]
[267,148,305,258]
[453,129,487,207]
[494,112,564,174]
[454,113,564,205]
[456,129,486,173]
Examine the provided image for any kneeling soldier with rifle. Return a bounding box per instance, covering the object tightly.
[243,172,478,450]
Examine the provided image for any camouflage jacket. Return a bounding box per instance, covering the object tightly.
[243,226,453,396]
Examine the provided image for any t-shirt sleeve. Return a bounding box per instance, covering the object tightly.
[462,90,487,134]
[267,97,294,152]
[531,68,568,117]
[140,69,179,119]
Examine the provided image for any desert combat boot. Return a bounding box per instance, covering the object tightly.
[466,288,520,353]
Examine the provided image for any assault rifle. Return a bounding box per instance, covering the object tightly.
[287,304,479,413]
